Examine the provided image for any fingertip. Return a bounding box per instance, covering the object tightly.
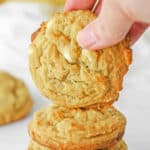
[77,24,98,49]
[77,31,88,49]
[77,28,126,50]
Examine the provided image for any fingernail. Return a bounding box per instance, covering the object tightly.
[77,29,97,48]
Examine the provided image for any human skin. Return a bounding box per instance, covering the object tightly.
[64,0,150,50]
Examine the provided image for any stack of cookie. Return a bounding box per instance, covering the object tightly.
[28,10,132,150]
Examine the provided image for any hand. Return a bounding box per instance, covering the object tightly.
[64,0,150,50]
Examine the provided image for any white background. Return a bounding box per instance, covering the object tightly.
[0,2,150,150]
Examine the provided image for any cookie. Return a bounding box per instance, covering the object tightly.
[0,71,33,125]
[28,140,127,150]
[28,140,49,150]
[108,140,127,150]
[29,10,132,108]
[29,105,126,150]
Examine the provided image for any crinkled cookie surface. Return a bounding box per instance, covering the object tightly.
[29,10,132,108]
[29,105,126,150]
[0,71,33,125]
[28,140,127,150]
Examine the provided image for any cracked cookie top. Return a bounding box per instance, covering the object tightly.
[29,10,132,108]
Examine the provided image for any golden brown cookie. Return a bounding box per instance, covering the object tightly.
[0,71,33,125]
[29,105,126,150]
[108,140,127,150]
[29,10,132,108]
[28,140,49,150]
[28,140,127,150]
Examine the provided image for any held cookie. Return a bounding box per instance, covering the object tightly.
[0,72,33,125]
[28,140,127,150]
[29,10,132,108]
[29,105,126,150]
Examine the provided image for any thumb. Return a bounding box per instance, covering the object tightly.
[77,0,133,50]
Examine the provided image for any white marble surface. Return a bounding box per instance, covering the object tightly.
[0,2,150,150]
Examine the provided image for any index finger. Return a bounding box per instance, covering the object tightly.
[64,0,96,11]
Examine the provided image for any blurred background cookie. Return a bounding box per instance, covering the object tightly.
[29,10,132,108]
[29,105,126,150]
[28,140,127,150]
[0,71,33,125]
[0,0,66,6]
[0,0,66,17]
[0,0,5,3]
